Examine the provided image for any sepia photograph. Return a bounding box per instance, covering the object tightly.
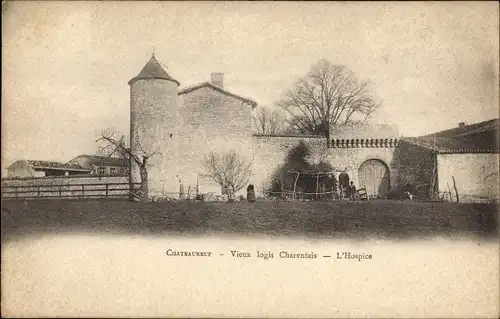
[2,1,499,317]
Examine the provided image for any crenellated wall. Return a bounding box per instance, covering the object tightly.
[126,58,408,199]
[252,134,400,197]
[330,138,399,149]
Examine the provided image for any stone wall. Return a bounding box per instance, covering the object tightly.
[177,86,255,196]
[324,145,398,193]
[252,134,399,196]
[252,135,326,194]
[437,153,499,202]
[130,78,182,196]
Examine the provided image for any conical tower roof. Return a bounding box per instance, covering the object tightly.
[128,54,180,86]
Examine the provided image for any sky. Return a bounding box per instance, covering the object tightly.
[2,1,499,172]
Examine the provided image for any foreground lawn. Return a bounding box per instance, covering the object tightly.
[1,199,498,242]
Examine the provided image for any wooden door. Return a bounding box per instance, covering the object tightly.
[358,159,390,198]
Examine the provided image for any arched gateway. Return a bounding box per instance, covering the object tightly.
[358,159,390,198]
[338,172,350,195]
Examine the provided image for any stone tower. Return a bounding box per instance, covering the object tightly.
[128,54,182,197]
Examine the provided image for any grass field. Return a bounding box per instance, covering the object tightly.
[2,199,498,242]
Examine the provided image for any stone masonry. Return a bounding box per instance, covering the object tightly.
[129,55,402,198]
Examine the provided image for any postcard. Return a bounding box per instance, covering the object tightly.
[2,1,499,318]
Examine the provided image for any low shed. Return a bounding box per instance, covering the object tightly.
[6,160,90,178]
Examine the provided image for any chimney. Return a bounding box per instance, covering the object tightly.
[211,72,224,88]
[458,122,466,128]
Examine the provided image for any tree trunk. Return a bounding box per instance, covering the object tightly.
[325,130,331,148]
[128,160,134,201]
[292,172,300,200]
[452,176,459,203]
[279,180,285,199]
[140,167,149,202]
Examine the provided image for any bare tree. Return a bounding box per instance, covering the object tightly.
[277,59,381,146]
[253,106,287,135]
[201,150,252,192]
[96,128,160,201]
[306,146,330,167]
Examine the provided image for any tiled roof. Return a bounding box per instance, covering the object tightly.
[67,155,128,168]
[422,118,499,138]
[401,135,499,154]
[410,118,499,154]
[26,160,89,171]
[456,119,499,137]
[128,54,180,86]
[178,82,257,108]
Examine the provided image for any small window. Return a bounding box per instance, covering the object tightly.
[110,167,116,175]
[98,166,106,175]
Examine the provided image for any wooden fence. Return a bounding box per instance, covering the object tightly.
[1,182,142,200]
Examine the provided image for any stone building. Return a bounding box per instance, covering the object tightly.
[128,54,256,196]
[6,155,128,179]
[66,155,128,176]
[400,119,499,202]
[127,55,499,201]
[128,55,403,198]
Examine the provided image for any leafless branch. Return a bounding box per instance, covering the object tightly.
[277,59,381,140]
[95,128,162,201]
[253,106,287,135]
[201,150,252,192]
[96,128,160,168]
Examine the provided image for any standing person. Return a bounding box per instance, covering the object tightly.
[247,184,256,202]
[227,183,234,202]
[179,182,185,200]
[338,172,350,200]
[349,181,357,201]
[178,176,185,200]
